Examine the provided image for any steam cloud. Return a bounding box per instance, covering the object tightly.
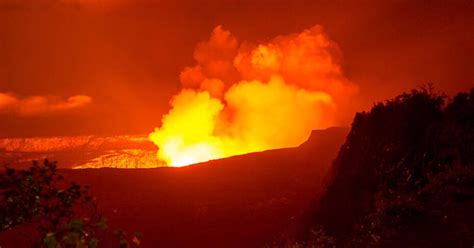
[0,92,92,116]
[150,25,357,166]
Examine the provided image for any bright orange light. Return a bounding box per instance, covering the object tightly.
[149,25,357,167]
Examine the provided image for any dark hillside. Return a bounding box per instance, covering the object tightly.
[0,127,348,247]
[312,88,474,247]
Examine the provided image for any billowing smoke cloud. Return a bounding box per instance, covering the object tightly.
[150,25,357,167]
[0,92,92,116]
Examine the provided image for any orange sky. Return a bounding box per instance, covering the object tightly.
[0,0,473,137]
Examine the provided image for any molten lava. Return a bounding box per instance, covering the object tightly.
[149,25,357,167]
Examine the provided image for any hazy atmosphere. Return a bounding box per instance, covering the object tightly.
[1,1,474,247]
[1,0,473,137]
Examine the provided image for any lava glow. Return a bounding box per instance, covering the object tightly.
[149,25,357,167]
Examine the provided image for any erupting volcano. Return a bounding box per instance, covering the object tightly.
[2,1,473,247]
[149,25,357,167]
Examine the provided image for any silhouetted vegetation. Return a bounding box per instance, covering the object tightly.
[309,87,474,247]
[0,160,141,247]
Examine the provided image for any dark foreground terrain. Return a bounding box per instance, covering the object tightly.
[310,88,474,247]
[0,127,348,247]
[4,88,472,247]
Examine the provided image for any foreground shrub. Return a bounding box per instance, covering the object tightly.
[0,159,141,247]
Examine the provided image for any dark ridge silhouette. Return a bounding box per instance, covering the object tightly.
[0,127,348,247]
[311,88,474,246]
[5,88,472,247]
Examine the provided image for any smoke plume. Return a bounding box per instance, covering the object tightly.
[150,25,357,166]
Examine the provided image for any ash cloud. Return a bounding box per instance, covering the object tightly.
[150,25,357,166]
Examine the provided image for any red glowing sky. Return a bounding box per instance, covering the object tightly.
[1,0,473,137]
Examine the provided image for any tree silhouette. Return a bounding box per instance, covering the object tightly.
[0,160,141,247]
[310,87,474,246]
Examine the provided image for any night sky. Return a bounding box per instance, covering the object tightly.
[1,0,473,137]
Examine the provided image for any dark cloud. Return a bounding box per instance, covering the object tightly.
[0,92,92,116]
